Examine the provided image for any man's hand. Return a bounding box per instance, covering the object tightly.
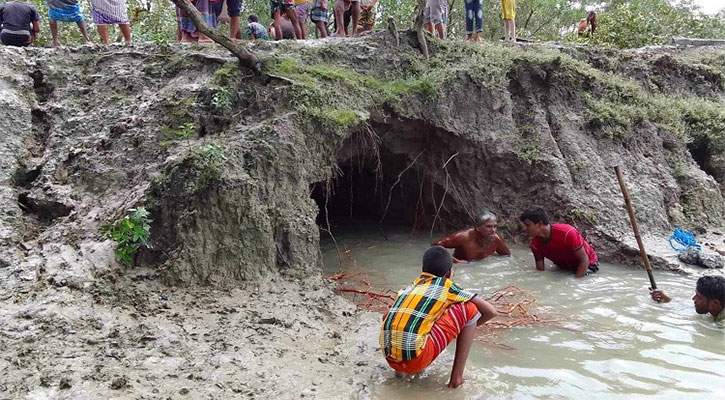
[452,257,467,264]
[650,289,671,303]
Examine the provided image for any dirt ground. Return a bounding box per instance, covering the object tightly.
[0,261,388,399]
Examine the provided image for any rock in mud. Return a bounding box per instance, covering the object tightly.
[678,247,701,265]
[110,376,128,390]
[58,377,72,390]
[699,253,724,269]
[678,247,724,268]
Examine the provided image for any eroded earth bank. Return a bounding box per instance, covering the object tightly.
[1,32,725,398]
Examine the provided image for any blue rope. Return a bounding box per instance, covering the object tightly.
[669,227,701,252]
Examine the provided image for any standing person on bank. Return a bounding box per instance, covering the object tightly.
[463,0,483,42]
[89,0,131,44]
[0,0,40,47]
[520,208,599,278]
[46,0,92,46]
[501,0,515,42]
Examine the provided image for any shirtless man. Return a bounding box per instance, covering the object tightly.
[651,275,724,321]
[432,212,510,263]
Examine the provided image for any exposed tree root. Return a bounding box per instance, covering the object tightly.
[169,0,262,72]
[328,267,569,336]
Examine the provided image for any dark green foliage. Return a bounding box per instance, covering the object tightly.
[101,207,152,263]
[586,0,725,48]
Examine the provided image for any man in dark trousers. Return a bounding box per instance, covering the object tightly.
[0,0,40,47]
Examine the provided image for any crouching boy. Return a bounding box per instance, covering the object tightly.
[379,246,498,388]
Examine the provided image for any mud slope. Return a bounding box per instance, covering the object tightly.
[1,34,725,398]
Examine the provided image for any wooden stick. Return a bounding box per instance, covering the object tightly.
[614,166,658,290]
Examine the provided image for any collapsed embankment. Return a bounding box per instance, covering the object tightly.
[1,33,725,397]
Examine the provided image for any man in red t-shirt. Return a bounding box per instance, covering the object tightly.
[520,208,599,278]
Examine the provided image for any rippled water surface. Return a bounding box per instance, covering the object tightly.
[321,228,725,399]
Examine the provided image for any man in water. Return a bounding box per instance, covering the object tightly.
[651,275,724,320]
[380,246,498,388]
[432,211,510,263]
[520,207,599,278]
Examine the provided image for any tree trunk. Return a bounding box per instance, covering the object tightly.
[413,0,429,58]
[169,0,262,72]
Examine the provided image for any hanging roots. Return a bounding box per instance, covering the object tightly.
[327,269,570,339]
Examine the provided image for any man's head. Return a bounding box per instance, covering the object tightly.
[248,14,259,23]
[519,208,549,238]
[693,275,725,317]
[475,211,498,237]
[422,246,453,278]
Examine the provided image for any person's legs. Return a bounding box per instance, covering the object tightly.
[77,21,92,44]
[226,0,242,38]
[272,9,283,40]
[447,322,475,388]
[509,19,516,42]
[472,0,482,41]
[464,0,473,41]
[119,24,132,43]
[434,23,445,39]
[296,2,309,39]
[50,20,61,47]
[284,7,302,39]
[315,20,328,37]
[333,0,346,36]
[97,24,110,44]
[423,1,432,33]
[1,32,30,47]
[350,1,360,36]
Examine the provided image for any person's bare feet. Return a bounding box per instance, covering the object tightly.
[447,375,464,388]
[464,35,473,42]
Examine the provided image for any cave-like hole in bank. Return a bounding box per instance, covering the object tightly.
[310,147,426,237]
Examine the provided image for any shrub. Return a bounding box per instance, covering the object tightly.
[101,207,152,264]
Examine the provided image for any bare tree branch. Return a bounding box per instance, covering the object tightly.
[169,0,262,72]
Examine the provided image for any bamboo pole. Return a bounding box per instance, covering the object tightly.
[614,166,659,290]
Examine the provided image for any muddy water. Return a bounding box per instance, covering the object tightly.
[321,228,725,399]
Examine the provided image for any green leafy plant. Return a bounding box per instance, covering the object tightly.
[211,88,232,113]
[101,207,152,264]
[177,122,196,140]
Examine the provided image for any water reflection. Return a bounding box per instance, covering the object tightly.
[321,227,725,398]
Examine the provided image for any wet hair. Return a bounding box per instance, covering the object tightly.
[696,275,725,304]
[248,14,259,23]
[476,211,497,226]
[422,246,452,277]
[520,208,549,225]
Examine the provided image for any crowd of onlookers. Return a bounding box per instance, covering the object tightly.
[1,0,598,47]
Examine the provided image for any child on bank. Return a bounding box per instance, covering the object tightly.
[379,246,498,388]
[245,14,268,40]
[501,0,516,42]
